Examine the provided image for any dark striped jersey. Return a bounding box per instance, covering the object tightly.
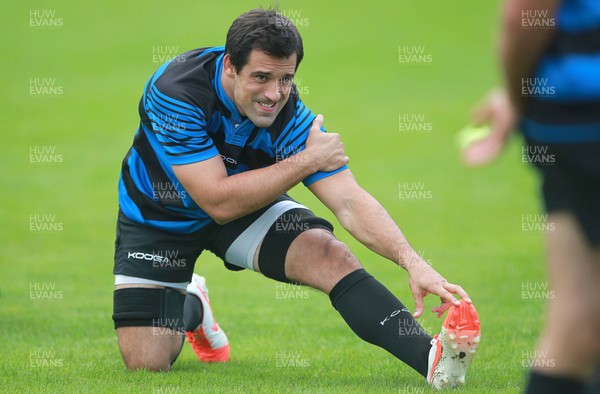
[118,46,347,234]
[521,0,600,143]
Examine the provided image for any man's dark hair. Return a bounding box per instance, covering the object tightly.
[225,9,304,72]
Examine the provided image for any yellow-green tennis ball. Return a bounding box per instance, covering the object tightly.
[456,124,492,150]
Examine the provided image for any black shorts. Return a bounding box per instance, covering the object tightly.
[113,195,334,288]
[525,138,600,245]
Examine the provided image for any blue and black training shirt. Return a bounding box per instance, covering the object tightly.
[118,46,347,234]
[521,0,600,143]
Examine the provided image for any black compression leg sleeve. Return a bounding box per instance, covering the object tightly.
[183,293,204,332]
[329,269,432,377]
[525,371,585,394]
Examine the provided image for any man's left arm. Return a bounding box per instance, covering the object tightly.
[309,169,471,317]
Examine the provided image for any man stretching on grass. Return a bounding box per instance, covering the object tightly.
[113,9,480,389]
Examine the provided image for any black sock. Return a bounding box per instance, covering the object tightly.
[329,269,432,377]
[183,293,204,332]
[588,368,600,394]
[525,370,585,394]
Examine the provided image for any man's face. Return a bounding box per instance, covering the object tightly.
[223,50,297,128]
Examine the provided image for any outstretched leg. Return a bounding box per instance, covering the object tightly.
[270,228,433,376]
[211,196,478,386]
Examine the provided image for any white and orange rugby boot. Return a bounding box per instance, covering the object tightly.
[185,274,230,362]
[427,300,481,389]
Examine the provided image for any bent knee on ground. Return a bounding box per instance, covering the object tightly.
[285,228,362,293]
[117,326,183,371]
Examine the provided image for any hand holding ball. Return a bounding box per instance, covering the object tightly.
[456,124,492,150]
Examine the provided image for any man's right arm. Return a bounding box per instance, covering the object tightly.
[500,0,560,112]
[173,114,348,224]
[462,0,560,166]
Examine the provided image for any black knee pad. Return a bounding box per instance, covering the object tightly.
[112,287,186,333]
[258,209,334,283]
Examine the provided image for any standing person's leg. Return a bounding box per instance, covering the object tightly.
[525,212,600,394]
[524,140,600,393]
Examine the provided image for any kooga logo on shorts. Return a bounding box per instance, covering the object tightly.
[128,252,169,263]
[127,252,187,269]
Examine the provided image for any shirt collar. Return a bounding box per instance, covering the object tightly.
[213,51,243,123]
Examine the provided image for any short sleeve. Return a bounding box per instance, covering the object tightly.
[274,99,348,187]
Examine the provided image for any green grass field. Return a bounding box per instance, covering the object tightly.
[1,1,550,392]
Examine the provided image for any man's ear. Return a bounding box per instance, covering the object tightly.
[223,54,237,79]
